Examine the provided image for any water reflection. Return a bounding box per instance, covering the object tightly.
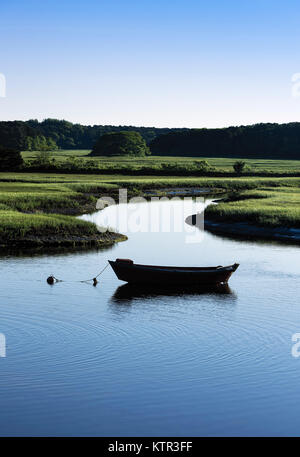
[185,213,205,227]
[0,243,115,259]
[186,213,300,247]
[111,282,235,303]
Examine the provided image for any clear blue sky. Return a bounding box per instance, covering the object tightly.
[1,0,300,128]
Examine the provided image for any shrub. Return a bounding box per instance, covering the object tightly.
[90,131,150,157]
[233,160,246,174]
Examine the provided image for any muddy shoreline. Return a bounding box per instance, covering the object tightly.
[205,219,300,244]
[0,231,127,250]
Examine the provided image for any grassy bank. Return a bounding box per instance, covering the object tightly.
[0,178,127,249]
[206,187,300,228]
[0,210,123,247]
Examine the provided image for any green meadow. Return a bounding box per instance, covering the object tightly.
[22,150,300,175]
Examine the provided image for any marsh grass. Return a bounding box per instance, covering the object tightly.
[22,150,300,174]
[0,172,299,244]
[0,210,99,241]
[206,187,300,227]
[0,180,102,243]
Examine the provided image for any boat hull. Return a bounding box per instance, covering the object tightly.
[109,260,239,286]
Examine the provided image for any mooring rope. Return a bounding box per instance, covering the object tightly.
[79,263,110,283]
[47,262,109,286]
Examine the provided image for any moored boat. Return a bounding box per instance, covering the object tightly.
[109,259,239,286]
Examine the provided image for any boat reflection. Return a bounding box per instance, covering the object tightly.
[111,282,235,303]
[185,213,204,228]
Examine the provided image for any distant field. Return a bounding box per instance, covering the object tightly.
[2,172,300,189]
[22,150,91,161]
[22,150,300,173]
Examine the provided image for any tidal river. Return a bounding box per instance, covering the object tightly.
[0,198,300,436]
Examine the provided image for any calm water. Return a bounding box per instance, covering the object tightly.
[0,198,300,436]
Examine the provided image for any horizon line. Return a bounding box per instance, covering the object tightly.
[1,118,300,130]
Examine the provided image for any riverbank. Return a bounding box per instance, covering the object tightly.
[0,172,299,249]
[0,209,127,250]
[204,187,300,243]
[0,231,127,249]
[205,220,300,243]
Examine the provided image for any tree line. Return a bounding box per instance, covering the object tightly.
[0,119,185,151]
[1,120,300,171]
[149,123,300,159]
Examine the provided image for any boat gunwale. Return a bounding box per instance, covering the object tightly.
[109,260,239,273]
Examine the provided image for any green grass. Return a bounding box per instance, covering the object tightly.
[22,150,91,161]
[0,182,96,213]
[22,149,300,174]
[1,171,300,188]
[0,177,111,245]
[0,210,99,241]
[206,187,300,228]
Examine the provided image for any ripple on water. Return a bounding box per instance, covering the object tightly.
[1,199,300,436]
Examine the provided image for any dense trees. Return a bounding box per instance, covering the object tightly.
[0,121,38,150]
[0,119,187,151]
[149,123,300,159]
[0,146,23,170]
[1,119,300,160]
[25,135,58,151]
[90,131,150,156]
[24,119,185,149]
